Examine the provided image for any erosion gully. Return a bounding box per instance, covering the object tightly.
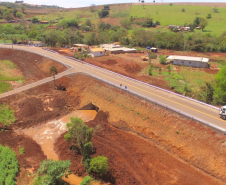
[15,110,98,185]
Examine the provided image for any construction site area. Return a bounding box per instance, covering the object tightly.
[1,48,226,185]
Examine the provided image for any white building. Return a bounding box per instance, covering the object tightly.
[28,41,44,47]
[166,55,209,68]
[101,44,136,54]
[89,48,105,57]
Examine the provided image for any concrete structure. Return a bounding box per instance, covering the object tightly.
[28,41,44,47]
[89,48,105,57]
[101,44,136,54]
[166,55,209,68]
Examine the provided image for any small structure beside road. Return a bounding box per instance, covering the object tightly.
[101,44,136,54]
[166,55,209,68]
[89,48,105,57]
[28,41,44,47]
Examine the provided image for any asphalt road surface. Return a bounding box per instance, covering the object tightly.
[0,45,225,132]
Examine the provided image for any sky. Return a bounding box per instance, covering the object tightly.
[1,0,226,8]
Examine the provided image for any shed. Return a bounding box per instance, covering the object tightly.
[89,48,105,57]
[150,47,158,53]
[166,55,209,68]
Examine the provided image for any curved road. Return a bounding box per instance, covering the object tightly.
[0,45,225,132]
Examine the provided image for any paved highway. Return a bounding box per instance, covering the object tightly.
[0,45,225,132]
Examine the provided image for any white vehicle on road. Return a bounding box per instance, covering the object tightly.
[219,106,226,119]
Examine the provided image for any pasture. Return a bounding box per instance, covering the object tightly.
[130,5,226,36]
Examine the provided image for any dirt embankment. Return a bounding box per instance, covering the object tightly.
[0,48,67,85]
[1,73,226,184]
[0,131,46,185]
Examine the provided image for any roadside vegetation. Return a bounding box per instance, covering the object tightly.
[0,104,17,127]
[64,117,109,182]
[0,144,19,185]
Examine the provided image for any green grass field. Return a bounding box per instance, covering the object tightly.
[147,64,215,100]
[0,60,24,94]
[130,5,226,36]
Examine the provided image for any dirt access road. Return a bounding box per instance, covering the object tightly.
[0,45,225,134]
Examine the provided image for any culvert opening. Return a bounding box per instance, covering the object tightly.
[79,103,99,112]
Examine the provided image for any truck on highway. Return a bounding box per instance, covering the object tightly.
[219,106,226,119]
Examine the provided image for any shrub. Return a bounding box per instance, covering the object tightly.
[0,104,17,127]
[19,147,25,154]
[150,53,157,59]
[88,156,109,176]
[64,117,95,161]
[182,8,185,12]
[79,176,94,185]
[35,159,71,185]
[159,55,166,64]
[0,144,19,185]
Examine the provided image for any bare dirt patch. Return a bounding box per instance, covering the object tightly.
[1,73,226,184]
[0,48,67,86]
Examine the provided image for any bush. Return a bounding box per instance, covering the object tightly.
[0,144,19,185]
[89,156,109,176]
[182,8,185,12]
[0,104,17,127]
[19,147,25,154]
[34,159,71,185]
[159,55,166,64]
[150,53,157,59]
[79,176,94,185]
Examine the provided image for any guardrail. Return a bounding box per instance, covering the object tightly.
[65,56,219,110]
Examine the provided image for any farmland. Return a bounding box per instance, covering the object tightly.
[131,5,226,36]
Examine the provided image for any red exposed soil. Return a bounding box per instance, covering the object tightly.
[0,48,67,85]
[55,111,222,185]
[1,72,226,184]
[0,130,46,185]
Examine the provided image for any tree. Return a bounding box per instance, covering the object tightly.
[16,12,22,18]
[103,5,110,10]
[34,159,71,185]
[182,8,185,12]
[200,18,208,31]
[49,66,58,76]
[85,19,92,27]
[159,55,166,64]
[148,64,153,75]
[80,176,94,185]
[20,6,25,13]
[98,9,109,18]
[64,117,95,161]
[50,66,58,87]
[90,4,96,12]
[32,17,39,23]
[141,0,145,8]
[166,64,171,74]
[12,8,17,16]
[193,17,201,27]
[214,66,226,104]
[3,11,13,21]
[207,13,212,19]
[88,156,109,176]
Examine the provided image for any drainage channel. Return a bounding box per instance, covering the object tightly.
[15,109,98,185]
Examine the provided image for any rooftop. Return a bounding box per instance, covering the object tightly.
[166,55,209,63]
[90,48,105,52]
